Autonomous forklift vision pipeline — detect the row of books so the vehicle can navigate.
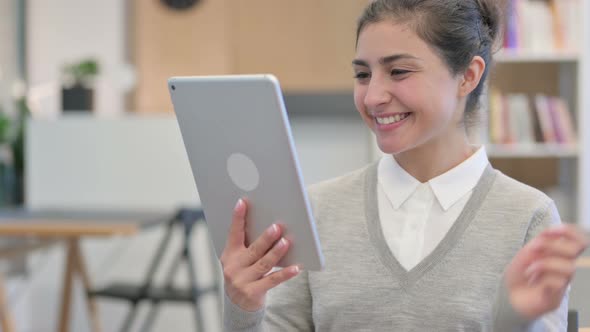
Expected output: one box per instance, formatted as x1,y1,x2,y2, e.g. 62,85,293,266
503,0,581,51
488,91,576,145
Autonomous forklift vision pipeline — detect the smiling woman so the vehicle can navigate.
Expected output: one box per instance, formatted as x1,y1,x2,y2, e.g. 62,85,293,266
352,22,482,169
221,1,589,331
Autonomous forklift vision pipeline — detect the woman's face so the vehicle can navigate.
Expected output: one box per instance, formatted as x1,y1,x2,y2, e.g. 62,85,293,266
353,21,466,155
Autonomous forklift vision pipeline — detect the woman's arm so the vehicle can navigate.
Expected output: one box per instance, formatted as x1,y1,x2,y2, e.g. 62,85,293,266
221,198,307,332
223,269,314,332
493,201,588,331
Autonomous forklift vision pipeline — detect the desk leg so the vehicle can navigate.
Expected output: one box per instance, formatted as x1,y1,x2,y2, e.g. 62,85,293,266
58,239,76,332
0,274,16,332
71,240,102,332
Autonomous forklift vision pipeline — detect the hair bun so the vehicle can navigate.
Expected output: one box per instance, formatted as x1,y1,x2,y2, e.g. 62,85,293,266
475,0,503,44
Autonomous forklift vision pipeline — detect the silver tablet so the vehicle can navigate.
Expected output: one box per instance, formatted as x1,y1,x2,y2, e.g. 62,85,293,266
168,75,324,271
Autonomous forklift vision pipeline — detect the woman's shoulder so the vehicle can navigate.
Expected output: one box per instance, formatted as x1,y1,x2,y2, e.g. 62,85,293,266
304,163,375,226
487,169,554,210
306,162,375,199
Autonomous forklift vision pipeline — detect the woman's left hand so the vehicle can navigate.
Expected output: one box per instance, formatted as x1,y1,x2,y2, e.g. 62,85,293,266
504,224,589,320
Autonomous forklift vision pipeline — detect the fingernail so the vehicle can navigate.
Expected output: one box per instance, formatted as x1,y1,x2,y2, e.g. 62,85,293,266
267,224,279,236
276,237,287,248
291,265,300,274
234,199,243,210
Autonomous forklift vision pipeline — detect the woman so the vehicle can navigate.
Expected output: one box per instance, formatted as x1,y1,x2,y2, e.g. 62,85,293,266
222,0,589,330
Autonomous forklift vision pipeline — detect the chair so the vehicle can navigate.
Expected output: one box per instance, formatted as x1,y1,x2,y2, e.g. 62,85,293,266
568,309,578,332
88,208,221,332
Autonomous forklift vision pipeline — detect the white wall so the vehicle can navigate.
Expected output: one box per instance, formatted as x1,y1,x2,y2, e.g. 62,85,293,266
26,0,127,116
291,116,373,184
26,116,200,211
0,0,18,115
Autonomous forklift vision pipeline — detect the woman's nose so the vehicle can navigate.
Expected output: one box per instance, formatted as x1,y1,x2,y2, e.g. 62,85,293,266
364,77,392,109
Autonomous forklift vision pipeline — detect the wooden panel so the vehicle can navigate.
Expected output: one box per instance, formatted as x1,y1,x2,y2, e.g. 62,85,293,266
230,0,366,91
0,222,138,237
489,63,560,95
489,158,559,189
132,0,232,112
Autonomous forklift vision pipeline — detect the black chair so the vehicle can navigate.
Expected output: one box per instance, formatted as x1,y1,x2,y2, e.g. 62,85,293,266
88,208,221,332
568,309,578,332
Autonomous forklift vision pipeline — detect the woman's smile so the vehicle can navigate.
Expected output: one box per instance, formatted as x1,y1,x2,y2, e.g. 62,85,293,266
373,112,412,130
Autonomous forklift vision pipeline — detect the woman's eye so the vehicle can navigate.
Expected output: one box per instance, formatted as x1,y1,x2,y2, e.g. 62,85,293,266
354,72,370,80
391,69,411,76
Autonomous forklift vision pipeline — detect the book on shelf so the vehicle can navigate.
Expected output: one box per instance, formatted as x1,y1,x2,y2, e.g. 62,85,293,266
503,0,581,52
487,90,576,146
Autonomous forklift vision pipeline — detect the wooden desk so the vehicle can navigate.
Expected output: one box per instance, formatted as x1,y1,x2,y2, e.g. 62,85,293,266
0,220,139,332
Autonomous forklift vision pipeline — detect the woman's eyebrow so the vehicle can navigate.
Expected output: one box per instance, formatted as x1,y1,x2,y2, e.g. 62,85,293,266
352,59,369,67
379,53,421,65
352,53,421,67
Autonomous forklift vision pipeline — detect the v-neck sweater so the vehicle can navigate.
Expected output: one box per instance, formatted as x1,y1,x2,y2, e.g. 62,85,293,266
224,162,565,331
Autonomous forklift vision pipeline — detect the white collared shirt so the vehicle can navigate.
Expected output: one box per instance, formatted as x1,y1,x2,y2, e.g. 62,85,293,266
377,146,489,271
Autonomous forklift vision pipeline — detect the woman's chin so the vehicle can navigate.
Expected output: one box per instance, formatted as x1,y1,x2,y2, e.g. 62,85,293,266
376,141,405,155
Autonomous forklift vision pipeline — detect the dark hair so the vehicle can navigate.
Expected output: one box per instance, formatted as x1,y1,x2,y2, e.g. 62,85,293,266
356,0,503,122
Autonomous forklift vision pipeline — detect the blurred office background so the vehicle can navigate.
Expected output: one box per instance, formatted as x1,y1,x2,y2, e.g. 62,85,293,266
0,0,589,331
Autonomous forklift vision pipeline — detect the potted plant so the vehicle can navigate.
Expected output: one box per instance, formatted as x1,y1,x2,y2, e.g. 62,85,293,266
61,58,100,112
0,107,16,205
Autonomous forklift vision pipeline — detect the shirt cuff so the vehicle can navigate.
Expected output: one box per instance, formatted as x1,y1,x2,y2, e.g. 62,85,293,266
223,291,266,332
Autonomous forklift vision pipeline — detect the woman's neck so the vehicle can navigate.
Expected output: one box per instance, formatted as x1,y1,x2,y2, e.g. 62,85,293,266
393,133,475,183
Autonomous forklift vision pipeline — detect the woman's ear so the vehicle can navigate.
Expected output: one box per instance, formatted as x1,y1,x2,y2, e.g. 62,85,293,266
459,56,486,97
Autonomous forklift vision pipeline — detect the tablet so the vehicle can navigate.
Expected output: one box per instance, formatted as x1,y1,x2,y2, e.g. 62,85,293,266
168,75,324,271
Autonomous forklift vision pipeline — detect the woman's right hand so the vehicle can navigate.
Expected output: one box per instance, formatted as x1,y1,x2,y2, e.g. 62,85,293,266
220,198,301,312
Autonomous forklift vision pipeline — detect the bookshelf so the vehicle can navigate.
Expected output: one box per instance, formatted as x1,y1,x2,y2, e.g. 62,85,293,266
486,143,578,159
495,50,579,64
580,0,590,231
481,0,588,227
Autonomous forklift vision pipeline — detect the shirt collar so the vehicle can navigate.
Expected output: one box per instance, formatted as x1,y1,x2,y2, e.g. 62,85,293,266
378,146,489,211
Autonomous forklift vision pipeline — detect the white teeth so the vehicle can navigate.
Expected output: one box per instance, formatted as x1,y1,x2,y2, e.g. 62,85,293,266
376,113,408,125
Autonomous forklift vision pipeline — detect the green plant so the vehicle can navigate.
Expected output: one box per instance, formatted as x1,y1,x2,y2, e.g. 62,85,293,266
62,58,100,88
0,110,11,145
12,97,28,178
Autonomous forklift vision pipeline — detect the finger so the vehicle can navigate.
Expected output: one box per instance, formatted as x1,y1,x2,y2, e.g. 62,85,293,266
525,257,576,282
533,236,586,260
250,265,301,294
242,223,282,267
513,236,547,269
542,224,589,250
225,198,248,251
534,275,569,306
240,237,290,282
